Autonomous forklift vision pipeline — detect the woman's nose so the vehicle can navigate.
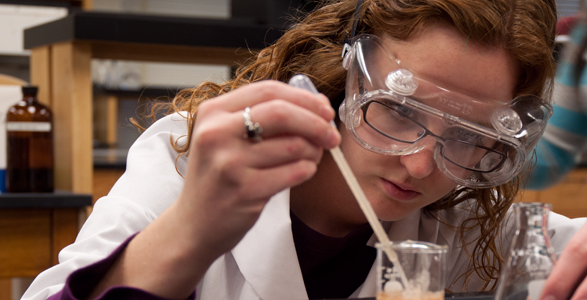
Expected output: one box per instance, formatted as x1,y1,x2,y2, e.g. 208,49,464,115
399,140,437,179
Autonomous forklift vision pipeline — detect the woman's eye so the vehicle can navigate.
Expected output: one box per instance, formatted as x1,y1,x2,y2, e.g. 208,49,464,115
386,102,417,120
394,105,414,118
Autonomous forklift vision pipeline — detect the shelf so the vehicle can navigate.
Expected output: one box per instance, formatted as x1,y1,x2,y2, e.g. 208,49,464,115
0,191,92,208
24,11,283,51
21,10,285,195
93,84,179,99
0,0,84,8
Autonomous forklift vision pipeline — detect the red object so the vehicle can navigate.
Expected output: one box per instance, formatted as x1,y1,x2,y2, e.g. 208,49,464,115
557,15,580,36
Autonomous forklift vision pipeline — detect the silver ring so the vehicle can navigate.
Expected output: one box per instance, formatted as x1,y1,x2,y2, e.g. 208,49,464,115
243,107,263,142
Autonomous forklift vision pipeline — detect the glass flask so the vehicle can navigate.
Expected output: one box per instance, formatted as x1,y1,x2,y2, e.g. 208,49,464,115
494,202,556,300
6,86,54,193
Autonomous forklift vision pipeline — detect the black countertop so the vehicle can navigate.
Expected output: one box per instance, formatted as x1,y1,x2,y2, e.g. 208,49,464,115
24,11,284,50
0,191,92,208
317,292,495,300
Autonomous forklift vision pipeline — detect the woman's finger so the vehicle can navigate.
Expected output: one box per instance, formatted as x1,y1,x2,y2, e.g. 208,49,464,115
239,159,320,199
242,101,340,149
570,274,587,300
207,80,334,121
541,222,587,300
245,135,323,169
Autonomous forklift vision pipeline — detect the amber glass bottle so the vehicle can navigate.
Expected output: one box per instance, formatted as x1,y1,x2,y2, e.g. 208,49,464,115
6,86,54,193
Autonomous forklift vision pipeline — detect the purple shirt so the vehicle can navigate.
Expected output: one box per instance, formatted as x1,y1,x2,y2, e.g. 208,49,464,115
47,233,195,300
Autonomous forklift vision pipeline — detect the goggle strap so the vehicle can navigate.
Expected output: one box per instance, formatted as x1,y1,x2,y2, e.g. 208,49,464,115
350,0,364,41
342,0,365,60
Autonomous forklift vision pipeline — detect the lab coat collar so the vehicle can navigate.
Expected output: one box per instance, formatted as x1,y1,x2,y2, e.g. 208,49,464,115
231,189,308,300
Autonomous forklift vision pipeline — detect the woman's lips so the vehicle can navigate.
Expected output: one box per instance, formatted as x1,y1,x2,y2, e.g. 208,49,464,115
381,179,420,201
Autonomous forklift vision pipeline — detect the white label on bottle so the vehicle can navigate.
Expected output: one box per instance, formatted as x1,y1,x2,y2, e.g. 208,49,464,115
6,122,51,132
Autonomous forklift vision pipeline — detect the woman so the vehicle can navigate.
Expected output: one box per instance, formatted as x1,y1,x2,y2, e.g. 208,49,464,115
23,0,585,299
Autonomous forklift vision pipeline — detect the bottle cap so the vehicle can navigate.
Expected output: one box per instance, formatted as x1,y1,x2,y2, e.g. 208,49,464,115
22,86,38,95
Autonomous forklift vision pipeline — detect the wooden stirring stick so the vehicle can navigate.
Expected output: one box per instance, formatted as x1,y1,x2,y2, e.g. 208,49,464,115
288,75,409,289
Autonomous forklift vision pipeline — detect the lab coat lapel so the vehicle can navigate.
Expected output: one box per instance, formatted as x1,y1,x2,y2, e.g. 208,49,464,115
353,209,423,298
231,189,308,300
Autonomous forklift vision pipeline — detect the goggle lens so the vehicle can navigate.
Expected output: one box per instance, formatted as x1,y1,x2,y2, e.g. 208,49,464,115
361,99,509,174
363,101,425,143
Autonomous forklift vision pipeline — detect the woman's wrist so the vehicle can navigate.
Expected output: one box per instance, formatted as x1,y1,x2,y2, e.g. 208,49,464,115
85,203,217,299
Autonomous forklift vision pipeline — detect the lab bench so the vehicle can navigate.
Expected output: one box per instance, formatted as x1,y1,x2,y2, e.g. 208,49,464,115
0,192,91,278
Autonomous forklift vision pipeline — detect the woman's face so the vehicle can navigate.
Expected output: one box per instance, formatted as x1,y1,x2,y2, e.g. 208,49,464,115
339,25,518,222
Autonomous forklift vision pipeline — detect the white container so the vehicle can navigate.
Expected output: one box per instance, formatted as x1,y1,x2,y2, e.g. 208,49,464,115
0,4,67,55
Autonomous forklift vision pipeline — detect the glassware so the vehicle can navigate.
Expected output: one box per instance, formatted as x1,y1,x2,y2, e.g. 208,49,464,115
376,240,447,300
6,86,54,193
494,202,556,300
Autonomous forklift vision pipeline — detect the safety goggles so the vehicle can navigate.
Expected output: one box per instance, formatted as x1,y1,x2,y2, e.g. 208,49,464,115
340,34,552,188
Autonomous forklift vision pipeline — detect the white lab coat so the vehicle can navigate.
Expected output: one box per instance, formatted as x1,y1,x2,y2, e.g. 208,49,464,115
22,113,587,300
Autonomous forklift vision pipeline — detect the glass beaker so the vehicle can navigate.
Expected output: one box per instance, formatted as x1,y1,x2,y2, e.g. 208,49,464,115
376,240,447,300
494,202,556,300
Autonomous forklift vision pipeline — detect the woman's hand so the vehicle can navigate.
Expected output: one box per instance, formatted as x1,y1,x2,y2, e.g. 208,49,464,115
88,80,340,299
176,80,340,259
540,221,587,300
